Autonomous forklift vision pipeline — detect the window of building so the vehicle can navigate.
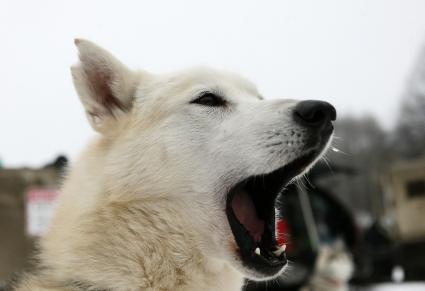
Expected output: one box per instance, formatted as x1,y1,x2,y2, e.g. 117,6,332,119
406,179,425,198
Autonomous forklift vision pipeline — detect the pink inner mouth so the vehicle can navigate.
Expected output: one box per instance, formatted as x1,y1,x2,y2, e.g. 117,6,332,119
231,189,265,242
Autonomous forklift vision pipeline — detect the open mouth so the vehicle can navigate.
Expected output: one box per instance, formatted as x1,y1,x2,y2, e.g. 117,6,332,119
225,150,320,277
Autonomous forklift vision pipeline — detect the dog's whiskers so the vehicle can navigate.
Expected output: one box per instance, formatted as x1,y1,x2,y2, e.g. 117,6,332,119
321,155,334,175
303,173,314,188
331,146,349,155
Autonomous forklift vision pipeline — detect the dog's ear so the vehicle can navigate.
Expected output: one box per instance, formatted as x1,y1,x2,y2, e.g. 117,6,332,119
71,39,139,133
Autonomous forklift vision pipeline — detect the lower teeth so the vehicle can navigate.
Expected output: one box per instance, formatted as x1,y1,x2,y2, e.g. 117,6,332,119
255,244,286,258
272,244,286,256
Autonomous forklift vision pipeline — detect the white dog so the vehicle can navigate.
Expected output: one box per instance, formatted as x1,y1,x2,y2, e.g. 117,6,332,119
15,39,335,291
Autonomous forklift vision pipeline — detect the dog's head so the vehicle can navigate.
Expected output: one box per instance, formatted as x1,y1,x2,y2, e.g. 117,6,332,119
71,39,336,281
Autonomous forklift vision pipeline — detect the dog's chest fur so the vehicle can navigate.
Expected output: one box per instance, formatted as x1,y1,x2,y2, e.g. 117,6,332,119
16,194,243,290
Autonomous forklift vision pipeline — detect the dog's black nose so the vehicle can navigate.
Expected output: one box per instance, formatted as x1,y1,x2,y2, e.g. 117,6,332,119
293,100,336,127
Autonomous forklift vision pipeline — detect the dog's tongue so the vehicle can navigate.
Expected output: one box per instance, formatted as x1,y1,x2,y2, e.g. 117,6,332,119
231,189,264,242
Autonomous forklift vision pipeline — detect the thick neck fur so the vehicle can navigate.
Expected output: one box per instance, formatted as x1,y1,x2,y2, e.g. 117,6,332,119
16,138,242,291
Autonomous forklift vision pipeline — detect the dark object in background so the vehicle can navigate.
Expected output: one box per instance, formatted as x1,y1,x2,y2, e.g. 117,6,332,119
354,221,425,284
43,155,68,172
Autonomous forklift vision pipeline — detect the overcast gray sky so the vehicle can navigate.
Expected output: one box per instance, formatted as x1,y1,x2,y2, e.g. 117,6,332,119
1,0,425,167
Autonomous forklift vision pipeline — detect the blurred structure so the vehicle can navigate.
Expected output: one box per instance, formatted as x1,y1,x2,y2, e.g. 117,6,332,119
383,157,425,242
0,156,67,283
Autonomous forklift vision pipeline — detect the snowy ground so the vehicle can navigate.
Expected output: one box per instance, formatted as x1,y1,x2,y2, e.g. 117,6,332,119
357,283,425,290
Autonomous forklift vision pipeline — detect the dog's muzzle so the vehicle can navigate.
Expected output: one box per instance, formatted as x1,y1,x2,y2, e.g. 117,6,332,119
225,99,336,280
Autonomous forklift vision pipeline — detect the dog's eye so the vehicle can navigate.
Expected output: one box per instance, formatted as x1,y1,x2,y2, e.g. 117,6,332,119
191,92,226,107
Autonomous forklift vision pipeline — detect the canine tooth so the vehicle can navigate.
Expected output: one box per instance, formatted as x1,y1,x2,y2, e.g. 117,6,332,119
273,245,286,256
255,247,261,255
